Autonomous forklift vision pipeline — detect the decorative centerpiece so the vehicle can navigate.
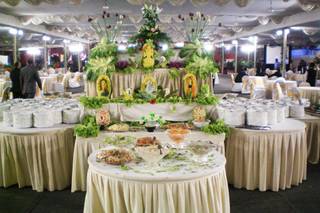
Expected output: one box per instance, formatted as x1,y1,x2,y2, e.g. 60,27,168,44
142,39,155,69
192,106,209,128
96,75,112,97
95,109,111,129
134,137,169,165
141,112,164,132
183,73,198,98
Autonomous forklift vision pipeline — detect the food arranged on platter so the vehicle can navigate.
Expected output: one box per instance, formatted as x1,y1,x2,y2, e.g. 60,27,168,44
0,98,80,128
187,140,216,162
166,128,191,145
135,137,169,164
96,148,134,165
107,123,130,132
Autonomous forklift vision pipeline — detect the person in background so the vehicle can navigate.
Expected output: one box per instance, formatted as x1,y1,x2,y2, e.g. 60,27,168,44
235,66,248,83
256,60,266,76
298,59,307,73
20,58,42,98
10,62,22,98
274,58,280,71
307,62,317,87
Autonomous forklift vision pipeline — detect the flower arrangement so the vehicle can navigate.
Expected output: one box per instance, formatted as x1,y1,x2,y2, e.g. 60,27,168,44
129,4,170,49
177,12,211,42
141,112,165,130
89,12,125,42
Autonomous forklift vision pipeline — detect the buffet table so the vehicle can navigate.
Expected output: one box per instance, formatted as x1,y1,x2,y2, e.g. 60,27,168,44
71,131,226,192
297,114,320,164
84,149,230,213
0,124,75,192
299,87,320,106
85,69,213,98
226,119,307,191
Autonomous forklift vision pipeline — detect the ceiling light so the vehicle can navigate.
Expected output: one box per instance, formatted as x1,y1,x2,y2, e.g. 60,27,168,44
69,43,84,53
276,30,283,36
63,39,70,44
175,42,184,48
290,26,302,31
118,44,127,52
225,45,232,51
232,40,238,45
161,43,169,51
241,44,255,53
26,48,41,56
284,28,290,35
42,36,51,41
203,42,213,52
9,28,18,35
18,30,23,36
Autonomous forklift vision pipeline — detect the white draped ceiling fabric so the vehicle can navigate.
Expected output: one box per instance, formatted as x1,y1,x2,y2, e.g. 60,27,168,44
1,0,320,42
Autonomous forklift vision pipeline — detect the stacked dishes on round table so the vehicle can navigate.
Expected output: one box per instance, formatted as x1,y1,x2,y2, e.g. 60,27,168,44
0,98,81,128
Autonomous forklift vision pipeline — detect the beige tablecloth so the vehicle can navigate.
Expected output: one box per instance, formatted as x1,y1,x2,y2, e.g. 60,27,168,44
85,69,213,98
297,114,320,164
226,119,307,191
0,124,75,192
71,131,226,192
84,150,230,213
299,87,320,106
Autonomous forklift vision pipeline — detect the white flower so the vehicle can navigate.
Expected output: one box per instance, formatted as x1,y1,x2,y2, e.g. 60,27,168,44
156,6,162,14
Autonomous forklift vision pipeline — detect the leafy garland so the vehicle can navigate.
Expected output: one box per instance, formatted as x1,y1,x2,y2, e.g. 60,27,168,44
79,84,219,108
129,4,170,48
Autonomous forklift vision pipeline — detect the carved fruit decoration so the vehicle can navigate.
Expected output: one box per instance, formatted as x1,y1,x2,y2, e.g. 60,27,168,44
192,106,206,122
183,73,198,98
96,109,111,126
142,40,155,69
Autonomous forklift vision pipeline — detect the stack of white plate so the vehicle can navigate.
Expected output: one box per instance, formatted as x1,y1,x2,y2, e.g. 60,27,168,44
33,110,55,128
13,112,33,128
63,108,80,124
247,109,268,126
290,105,305,119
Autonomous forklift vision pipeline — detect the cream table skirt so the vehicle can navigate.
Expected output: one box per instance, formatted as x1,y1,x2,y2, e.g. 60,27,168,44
84,150,230,213
226,119,307,191
71,131,226,192
297,114,320,164
299,87,320,106
0,124,75,192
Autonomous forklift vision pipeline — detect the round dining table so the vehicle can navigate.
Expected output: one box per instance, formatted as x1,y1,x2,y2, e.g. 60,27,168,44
84,148,230,213
299,87,320,106
0,123,75,192
226,119,307,191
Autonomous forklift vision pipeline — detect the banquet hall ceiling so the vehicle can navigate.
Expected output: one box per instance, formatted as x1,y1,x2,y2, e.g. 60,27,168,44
0,0,319,43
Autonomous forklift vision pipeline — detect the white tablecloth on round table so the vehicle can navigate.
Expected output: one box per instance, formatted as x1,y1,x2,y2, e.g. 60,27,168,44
0,124,75,192
71,131,226,192
297,114,320,164
226,119,307,191
84,150,230,213
299,87,320,106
